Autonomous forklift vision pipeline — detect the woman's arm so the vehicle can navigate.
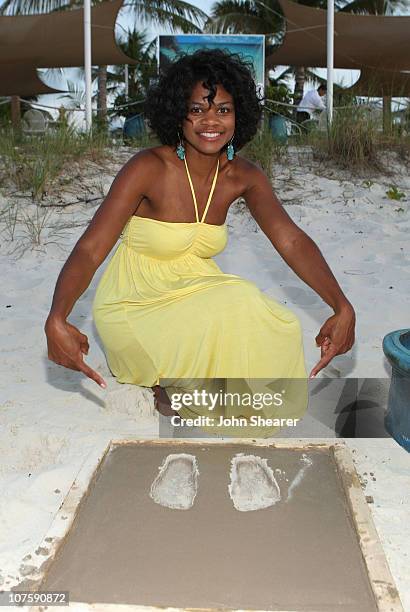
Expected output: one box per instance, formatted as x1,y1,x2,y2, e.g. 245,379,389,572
45,150,161,387
242,163,355,377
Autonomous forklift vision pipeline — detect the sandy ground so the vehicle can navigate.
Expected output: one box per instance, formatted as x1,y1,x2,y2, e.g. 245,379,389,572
0,146,409,609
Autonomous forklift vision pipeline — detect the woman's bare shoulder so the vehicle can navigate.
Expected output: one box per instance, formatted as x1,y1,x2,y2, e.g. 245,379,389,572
123,145,170,175
231,154,270,193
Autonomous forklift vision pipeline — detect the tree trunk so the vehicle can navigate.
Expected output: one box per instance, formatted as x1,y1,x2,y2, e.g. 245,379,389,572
382,96,392,135
293,66,305,106
97,65,107,126
11,95,21,129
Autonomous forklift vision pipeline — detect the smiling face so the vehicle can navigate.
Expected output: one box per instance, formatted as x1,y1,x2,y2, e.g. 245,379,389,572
182,81,235,156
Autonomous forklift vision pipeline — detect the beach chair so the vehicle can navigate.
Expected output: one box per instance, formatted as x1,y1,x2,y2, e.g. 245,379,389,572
22,109,48,135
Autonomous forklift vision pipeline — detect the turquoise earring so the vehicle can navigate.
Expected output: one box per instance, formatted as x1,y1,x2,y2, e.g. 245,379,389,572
176,132,185,160
226,136,235,161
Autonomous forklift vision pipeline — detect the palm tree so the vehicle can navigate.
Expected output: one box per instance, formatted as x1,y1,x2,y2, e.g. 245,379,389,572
0,0,207,126
110,29,157,120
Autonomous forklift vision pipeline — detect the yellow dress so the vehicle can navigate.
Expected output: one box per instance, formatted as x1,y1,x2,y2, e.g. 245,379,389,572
93,156,308,437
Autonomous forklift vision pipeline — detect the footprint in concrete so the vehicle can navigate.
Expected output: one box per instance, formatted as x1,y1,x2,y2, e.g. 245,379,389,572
228,454,281,512
149,453,199,510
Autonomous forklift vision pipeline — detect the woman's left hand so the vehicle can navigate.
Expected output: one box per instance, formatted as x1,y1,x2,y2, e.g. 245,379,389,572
309,306,356,378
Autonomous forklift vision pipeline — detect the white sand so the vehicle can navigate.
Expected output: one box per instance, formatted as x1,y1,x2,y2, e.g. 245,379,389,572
0,147,409,607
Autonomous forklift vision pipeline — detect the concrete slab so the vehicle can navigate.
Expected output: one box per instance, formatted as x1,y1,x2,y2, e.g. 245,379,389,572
21,440,402,612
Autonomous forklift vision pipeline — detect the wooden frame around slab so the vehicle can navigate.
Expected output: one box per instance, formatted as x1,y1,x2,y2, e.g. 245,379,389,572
24,438,403,612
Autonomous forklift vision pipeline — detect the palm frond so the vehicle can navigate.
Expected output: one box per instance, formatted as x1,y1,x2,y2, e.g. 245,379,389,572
212,0,260,17
134,8,203,32
337,0,409,13
206,11,268,33
37,67,68,86
208,0,282,33
0,0,76,14
122,0,207,28
58,78,96,109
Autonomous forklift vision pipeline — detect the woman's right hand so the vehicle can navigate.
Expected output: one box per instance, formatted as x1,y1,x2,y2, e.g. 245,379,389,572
45,317,107,388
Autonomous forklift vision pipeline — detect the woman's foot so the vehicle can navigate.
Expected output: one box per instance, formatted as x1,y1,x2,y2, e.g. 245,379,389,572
152,385,174,417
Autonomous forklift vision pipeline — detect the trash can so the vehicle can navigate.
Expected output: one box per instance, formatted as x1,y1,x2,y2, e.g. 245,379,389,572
123,114,145,140
382,329,410,452
268,114,287,144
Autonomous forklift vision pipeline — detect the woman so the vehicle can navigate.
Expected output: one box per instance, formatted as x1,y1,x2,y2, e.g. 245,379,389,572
45,49,355,431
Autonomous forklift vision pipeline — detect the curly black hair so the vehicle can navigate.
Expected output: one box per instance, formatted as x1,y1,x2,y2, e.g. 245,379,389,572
144,48,263,151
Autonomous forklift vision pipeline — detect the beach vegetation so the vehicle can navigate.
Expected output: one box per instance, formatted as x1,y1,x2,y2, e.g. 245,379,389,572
0,123,114,255
0,201,19,241
241,122,287,178
0,123,110,201
124,130,160,149
19,205,54,247
326,105,379,169
386,185,406,201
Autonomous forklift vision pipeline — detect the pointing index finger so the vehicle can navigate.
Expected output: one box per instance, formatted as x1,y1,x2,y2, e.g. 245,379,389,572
309,347,337,378
76,355,107,388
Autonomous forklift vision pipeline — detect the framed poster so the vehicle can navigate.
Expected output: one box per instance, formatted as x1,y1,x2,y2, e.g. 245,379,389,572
158,34,265,97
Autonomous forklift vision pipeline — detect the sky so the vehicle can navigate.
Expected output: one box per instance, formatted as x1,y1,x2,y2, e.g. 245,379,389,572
35,0,407,125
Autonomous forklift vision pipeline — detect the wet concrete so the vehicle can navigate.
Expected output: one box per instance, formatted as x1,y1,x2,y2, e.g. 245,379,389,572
40,443,378,610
